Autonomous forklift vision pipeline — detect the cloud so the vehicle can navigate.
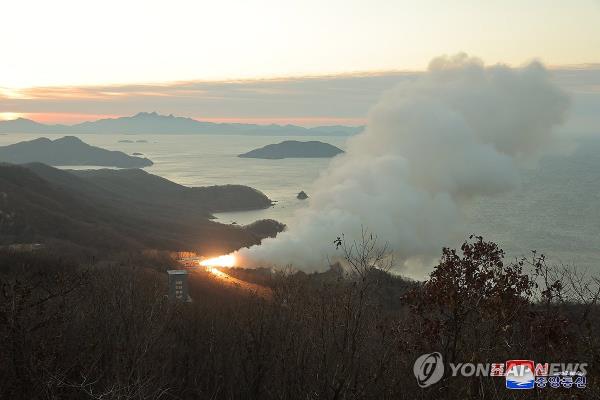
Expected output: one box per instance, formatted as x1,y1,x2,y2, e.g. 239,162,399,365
0,72,415,125
1,64,598,127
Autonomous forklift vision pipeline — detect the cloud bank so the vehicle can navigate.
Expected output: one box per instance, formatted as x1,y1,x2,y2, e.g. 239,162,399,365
235,54,570,273
2,65,597,127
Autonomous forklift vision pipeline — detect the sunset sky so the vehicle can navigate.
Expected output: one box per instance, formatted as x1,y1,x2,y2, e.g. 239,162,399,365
2,0,600,125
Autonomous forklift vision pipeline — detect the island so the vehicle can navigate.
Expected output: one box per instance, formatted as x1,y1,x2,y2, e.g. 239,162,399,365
238,140,344,159
297,191,309,200
0,136,153,168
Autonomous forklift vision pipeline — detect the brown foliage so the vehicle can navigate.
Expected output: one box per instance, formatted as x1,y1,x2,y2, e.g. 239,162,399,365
0,236,598,399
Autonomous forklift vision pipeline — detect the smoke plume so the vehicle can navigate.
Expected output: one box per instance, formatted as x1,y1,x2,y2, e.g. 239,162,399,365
236,54,569,274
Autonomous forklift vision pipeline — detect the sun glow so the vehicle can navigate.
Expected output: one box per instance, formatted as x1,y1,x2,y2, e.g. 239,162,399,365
199,254,236,268
0,112,23,121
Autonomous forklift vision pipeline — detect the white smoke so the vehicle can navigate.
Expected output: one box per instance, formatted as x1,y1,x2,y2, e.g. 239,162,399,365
236,54,569,274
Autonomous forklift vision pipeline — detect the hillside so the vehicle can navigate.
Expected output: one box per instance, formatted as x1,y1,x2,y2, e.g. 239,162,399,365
0,112,363,136
0,163,280,253
62,167,274,214
239,140,344,159
0,136,152,167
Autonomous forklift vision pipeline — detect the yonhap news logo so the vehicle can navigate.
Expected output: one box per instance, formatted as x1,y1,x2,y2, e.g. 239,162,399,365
413,352,444,387
413,353,588,390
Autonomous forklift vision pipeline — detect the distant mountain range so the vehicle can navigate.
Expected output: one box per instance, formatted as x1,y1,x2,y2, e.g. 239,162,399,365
0,112,363,136
0,136,153,168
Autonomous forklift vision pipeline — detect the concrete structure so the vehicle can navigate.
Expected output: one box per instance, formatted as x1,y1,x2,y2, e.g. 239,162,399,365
167,270,190,302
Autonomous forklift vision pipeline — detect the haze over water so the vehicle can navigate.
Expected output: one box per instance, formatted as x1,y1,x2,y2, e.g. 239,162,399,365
1,132,598,274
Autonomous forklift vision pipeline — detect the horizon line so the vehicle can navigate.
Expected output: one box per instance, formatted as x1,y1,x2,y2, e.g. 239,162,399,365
0,111,367,128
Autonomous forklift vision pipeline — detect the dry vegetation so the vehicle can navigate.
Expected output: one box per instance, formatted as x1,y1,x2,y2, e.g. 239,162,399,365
0,235,598,399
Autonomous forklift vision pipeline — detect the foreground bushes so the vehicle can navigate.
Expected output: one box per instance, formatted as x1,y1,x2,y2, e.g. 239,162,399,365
0,236,598,399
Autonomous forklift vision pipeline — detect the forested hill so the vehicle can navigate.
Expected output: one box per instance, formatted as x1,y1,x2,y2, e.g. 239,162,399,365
0,163,282,253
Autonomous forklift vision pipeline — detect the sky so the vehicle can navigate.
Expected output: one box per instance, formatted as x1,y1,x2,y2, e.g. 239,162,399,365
1,0,600,125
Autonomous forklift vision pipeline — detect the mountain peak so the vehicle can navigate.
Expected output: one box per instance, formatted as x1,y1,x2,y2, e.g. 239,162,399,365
133,111,159,118
55,135,84,143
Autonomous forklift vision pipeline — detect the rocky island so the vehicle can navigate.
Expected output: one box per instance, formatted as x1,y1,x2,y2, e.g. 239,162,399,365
0,136,153,168
297,191,308,200
238,140,344,159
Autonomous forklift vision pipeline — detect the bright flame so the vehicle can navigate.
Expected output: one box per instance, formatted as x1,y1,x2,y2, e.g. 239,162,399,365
199,254,236,267
207,267,229,279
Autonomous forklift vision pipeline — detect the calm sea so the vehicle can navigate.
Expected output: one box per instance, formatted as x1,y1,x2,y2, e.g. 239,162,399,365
1,133,599,270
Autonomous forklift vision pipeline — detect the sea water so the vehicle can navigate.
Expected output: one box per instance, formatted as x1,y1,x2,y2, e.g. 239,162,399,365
0,133,598,271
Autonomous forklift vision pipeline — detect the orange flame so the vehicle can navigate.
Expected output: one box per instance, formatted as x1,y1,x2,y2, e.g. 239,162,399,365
199,254,236,268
